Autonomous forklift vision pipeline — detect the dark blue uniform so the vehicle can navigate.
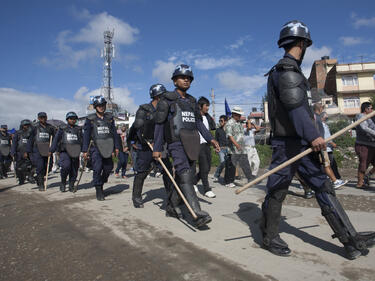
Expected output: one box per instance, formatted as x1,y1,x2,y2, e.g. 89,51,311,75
26,122,55,189
82,113,120,187
50,125,82,189
11,129,34,184
128,102,174,209
154,90,213,227
261,53,375,259
0,131,12,179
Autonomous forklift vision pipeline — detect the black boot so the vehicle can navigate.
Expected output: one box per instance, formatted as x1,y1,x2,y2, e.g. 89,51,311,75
132,171,148,208
60,180,66,192
178,170,212,228
95,185,105,201
260,188,290,256
37,175,44,191
68,181,74,192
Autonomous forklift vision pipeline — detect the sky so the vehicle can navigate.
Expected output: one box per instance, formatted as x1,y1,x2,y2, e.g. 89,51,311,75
1,0,375,128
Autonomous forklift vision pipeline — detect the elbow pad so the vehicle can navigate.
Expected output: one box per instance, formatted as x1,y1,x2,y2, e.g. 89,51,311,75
279,71,306,110
155,99,169,124
133,108,146,129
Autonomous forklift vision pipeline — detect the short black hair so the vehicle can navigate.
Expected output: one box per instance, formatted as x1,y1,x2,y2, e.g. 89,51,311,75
219,115,228,121
197,96,210,108
361,102,372,113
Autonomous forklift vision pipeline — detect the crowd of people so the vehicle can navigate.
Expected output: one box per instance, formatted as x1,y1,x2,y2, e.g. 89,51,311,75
1,19,375,260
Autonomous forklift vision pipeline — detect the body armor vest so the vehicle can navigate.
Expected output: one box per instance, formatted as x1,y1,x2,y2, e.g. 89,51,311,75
267,57,314,138
62,126,82,158
88,113,114,158
165,98,197,143
35,124,53,157
0,133,11,156
17,129,31,154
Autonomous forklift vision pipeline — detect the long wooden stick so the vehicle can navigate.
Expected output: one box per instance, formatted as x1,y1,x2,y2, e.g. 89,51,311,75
44,136,53,191
235,110,375,195
74,141,92,192
145,140,198,220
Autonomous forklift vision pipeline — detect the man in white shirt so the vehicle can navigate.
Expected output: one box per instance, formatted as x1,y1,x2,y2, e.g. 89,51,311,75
243,119,260,178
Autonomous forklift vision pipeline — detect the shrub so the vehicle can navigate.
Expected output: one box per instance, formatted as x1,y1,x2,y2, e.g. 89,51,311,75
255,144,272,168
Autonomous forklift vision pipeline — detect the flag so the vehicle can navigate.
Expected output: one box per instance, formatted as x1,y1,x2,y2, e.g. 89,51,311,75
225,98,231,117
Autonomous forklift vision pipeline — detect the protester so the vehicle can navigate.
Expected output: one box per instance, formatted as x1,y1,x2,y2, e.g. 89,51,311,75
224,106,253,188
213,115,229,180
115,124,129,179
355,102,375,189
243,119,260,179
193,96,216,198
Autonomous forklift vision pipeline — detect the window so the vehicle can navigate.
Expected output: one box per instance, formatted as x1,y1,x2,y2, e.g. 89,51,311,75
342,75,358,86
343,97,360,108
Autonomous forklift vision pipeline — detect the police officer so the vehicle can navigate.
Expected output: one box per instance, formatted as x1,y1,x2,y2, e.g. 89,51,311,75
82,96,120,201
27,112,55,191
262,20,375,259
50,112,82,192
10,120,35,184
0,125,12,179
153,64,220,229
127,84,175,212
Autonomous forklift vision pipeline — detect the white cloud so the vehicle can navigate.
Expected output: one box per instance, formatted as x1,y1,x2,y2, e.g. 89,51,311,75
152,60,176,84
351,13,375,28
194,57,242,70
217,71,266,96
40,10,139,68
339,36,367,46
72,11,139,45
0,87,137,128
227,35,252,50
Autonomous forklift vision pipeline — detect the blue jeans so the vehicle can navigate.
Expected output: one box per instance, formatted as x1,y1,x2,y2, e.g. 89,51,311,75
214,147,228,178
115,151,129,176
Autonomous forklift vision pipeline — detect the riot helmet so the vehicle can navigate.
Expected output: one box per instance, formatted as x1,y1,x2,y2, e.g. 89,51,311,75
20,119,32,126
278,20,312,48
149,84,167,99
66,111,78,120
92,96,107,108
171,64,194,81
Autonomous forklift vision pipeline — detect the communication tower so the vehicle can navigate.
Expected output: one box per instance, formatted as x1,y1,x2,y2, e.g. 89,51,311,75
100,29,118,114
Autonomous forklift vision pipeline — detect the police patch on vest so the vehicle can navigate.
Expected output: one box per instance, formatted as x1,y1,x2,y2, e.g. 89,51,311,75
0,140,9,145
66,133,78,141
97,126,110,135
181,111,195,123
38,132,50,142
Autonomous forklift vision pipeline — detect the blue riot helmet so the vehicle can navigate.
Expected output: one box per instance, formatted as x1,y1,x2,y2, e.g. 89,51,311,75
278,20,312,48
149,84,167,99
92,96,107,108
171,64,194,81
20,119,32,126
66,111,78,120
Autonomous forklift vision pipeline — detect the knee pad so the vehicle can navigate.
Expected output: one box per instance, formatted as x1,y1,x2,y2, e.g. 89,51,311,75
270,188,288,203
316,179,335,195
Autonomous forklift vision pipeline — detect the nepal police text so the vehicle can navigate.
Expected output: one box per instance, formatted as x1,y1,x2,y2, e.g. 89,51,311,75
181,112,195,123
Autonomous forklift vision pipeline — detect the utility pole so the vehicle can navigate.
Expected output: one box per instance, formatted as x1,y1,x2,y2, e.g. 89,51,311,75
211,88,216,122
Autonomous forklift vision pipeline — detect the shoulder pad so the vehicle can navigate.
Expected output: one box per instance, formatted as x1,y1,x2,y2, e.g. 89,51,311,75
104,112,113,120
279,71,306,110
164,91,179,101
140,103,153,112
134,107,146,129
276,57,300,72
87,113,97,121
186,93,196,104
155,99,169,124
60,124,68,130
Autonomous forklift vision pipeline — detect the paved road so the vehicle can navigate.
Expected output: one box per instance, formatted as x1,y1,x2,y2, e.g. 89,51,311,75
1,169,375,281
0,178,264,281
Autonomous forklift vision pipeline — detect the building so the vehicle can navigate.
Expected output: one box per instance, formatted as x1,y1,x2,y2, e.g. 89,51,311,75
310,56,375,118
332,62,375,117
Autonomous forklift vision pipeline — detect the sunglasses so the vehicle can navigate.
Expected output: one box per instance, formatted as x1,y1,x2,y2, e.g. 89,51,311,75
219,120,225,122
